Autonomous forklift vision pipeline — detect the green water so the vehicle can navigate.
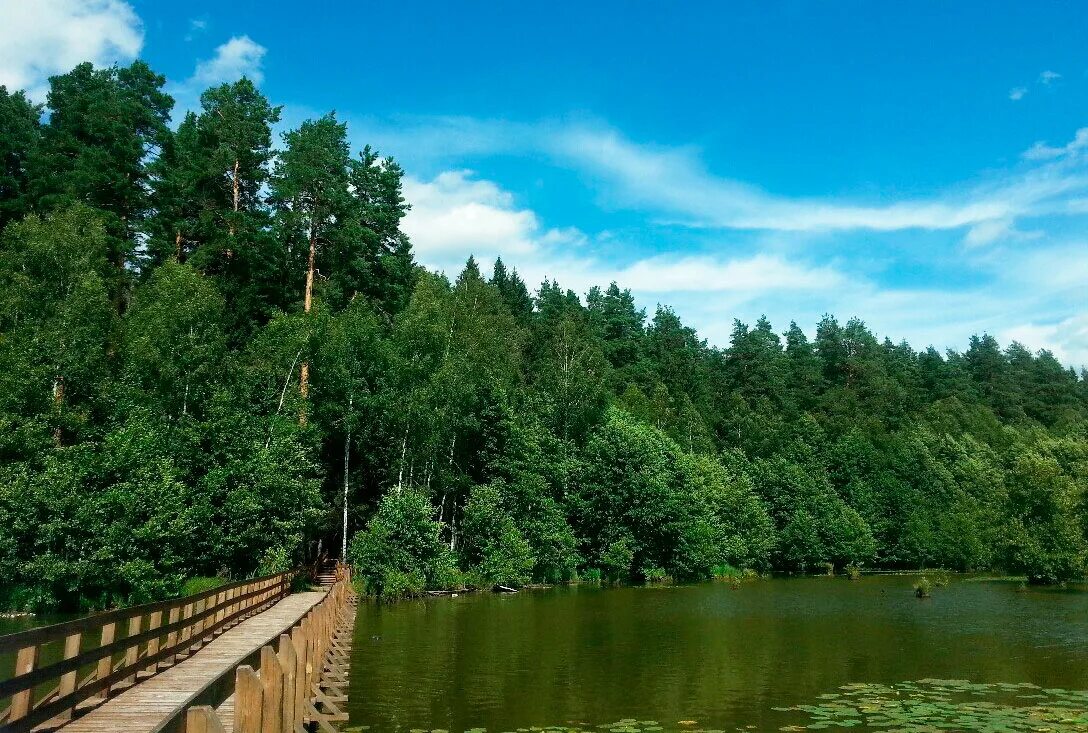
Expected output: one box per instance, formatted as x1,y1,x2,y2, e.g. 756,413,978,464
346,576,1088,732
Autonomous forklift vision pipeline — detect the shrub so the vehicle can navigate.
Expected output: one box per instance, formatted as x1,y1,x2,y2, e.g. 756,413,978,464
181,576,225,596
579,567,602,583
376,569,426,602
642,566,670,583
256,544,294,576
349,488,454,598
712,563,741,579
459,483,535,587
599,536,635,582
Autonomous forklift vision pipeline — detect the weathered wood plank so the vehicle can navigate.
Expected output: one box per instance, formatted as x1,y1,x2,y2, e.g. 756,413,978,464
58,592,323,733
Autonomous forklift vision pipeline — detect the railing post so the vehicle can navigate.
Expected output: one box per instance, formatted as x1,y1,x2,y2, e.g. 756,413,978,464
57,630,83,721
191,598,206,650
145,610,162,674
277,633,297,731
214,590,226,628
165,605,181,663
291,625,307,723
187,705,228,733
97,621,116,699
9,644,39,722
122,614,142,684
233,665,263,733
260,645,284,733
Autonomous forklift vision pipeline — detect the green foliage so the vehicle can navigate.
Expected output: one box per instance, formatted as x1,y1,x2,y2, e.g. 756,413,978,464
349,489,454,598
913,576,933,598
1002,452,1087,584
182,577,226,596
460,483,535,587
2,58,1088,610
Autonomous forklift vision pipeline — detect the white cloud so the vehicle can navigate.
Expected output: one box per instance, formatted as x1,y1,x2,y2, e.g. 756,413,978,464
189,35,266,86
1009,86,1027,101
403,169,850,299
1022,127,1088,161
1003,315,1088,368
548,125,1087,236
0,0,143,101
612,254,846,294
402,170,567,263
168,35,268,114
185,18,208,42
344,115,1088,366
352,116,1088,243
1039,70,1062,85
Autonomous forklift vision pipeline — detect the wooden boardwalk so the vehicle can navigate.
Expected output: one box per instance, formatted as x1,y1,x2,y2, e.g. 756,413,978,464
55,592,324,733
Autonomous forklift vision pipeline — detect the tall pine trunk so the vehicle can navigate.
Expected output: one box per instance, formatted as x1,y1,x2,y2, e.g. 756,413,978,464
299,225,317,425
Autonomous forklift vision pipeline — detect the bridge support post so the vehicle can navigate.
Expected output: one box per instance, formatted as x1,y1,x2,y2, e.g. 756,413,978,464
186,705,228,733
233,665,263,733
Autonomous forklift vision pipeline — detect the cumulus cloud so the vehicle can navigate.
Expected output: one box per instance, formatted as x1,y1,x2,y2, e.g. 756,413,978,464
1009,86,1027,101
402,170,577,264
168,35,268,113
403,169,849,298
0,0,143,100
397,161,1088,367
189,35,266,86
1003,315,1088,368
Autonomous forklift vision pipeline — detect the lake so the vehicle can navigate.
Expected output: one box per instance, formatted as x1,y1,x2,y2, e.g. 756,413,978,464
346,576,1088,733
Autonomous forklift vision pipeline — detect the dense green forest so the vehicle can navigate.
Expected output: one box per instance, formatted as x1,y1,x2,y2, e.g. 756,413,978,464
1,61,1087,611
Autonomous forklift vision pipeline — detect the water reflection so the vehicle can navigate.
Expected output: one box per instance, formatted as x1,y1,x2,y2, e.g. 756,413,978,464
347,577,1088,732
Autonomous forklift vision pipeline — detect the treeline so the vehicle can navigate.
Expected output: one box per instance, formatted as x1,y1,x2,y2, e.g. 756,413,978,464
1,62,1086,610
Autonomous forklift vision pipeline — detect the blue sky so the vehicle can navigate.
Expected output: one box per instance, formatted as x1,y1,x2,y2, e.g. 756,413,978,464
3,2,1087,366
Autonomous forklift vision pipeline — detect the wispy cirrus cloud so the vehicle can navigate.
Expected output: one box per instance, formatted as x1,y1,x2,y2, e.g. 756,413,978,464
347,115,1088,246
1022,128,1088,161
401,165,1088,367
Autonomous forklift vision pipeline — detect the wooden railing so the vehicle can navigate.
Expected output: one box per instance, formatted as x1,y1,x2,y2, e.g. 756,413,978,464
0,571,294,733
185,565,354,733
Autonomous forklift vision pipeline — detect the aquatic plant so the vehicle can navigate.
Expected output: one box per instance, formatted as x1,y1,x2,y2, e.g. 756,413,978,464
913,576,932,598
845,564,862,580
774,679,1088,732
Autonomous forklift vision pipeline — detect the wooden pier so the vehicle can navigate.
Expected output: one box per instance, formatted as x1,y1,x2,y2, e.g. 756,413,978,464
0,565,355,733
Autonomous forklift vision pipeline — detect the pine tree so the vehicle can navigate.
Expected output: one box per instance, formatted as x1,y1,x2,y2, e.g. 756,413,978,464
0,86,41,230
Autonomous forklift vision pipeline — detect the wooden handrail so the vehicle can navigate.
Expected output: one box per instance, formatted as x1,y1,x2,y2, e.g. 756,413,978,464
184,568,354,733
0,571,291,654
0,571,294,732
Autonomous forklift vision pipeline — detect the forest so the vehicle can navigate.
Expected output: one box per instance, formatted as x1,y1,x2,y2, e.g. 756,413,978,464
1,61,1087,611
